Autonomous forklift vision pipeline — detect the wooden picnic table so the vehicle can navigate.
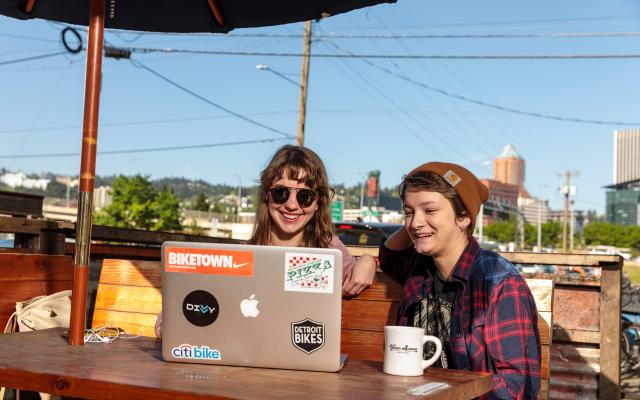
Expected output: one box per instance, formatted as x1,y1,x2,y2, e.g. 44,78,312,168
0,328,492,400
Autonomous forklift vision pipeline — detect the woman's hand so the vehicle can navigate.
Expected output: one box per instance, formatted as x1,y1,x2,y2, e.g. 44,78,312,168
342,254,376,297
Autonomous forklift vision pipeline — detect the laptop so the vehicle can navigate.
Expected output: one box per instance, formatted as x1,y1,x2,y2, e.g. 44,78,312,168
161,241,344,372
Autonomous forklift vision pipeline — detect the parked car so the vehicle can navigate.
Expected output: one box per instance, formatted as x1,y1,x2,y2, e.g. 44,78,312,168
333,222,402,246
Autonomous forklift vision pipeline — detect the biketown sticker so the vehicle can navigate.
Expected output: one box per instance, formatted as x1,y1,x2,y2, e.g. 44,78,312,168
291,318,325,354
284,252,335,293
183,290,220,327
165,246,253,277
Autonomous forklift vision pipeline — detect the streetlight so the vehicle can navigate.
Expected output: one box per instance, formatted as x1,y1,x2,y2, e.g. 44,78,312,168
358,172,366,210
537,185,549,252
256,64,300,88
233,174,242,223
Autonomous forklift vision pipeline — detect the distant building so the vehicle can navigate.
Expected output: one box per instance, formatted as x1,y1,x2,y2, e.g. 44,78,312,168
604,179,640,226
548,208,586,235
0,172,49,190
493,144,529,197
94,186,112,209
479,179,519,225
518,196,551,224
613,129,640,184
480,179,518,207
606,128,640,226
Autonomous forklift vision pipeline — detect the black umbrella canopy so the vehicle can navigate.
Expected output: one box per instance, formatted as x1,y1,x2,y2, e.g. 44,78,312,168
0,0,395,33
1,0,396,347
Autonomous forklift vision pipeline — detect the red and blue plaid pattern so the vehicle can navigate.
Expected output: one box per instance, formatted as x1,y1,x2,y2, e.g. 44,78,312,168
379,237,541,400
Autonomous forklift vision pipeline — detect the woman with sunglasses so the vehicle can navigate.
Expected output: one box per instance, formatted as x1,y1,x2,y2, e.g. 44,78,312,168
155,145,376,338
248,145,376,295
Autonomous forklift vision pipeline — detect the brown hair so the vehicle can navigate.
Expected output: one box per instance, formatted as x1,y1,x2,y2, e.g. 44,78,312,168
247,145,335,247
400,171,473,237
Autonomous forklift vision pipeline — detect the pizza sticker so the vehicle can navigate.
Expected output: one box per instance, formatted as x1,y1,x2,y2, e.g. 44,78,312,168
284,252,335,294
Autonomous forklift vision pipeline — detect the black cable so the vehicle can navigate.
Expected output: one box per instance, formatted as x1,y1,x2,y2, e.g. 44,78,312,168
0,51,67,66
0,137,288,159
130,59,294,139
125,47,640,59
229,31,640,39
325,42,640,127
61,27,82,54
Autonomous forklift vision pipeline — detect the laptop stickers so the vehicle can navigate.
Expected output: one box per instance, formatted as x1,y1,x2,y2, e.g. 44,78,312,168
284,252,335,294
165,246,254,277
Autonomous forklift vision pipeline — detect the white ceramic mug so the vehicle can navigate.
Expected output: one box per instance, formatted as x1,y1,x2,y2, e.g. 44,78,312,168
383,326,442,376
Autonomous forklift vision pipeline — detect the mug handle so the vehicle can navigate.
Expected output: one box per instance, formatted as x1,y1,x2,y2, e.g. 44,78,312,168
421,335,442,369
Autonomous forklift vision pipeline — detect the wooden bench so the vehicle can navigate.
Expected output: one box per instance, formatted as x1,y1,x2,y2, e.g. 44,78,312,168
92,258,553,399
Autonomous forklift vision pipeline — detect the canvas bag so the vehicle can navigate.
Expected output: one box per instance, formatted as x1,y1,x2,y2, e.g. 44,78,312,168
3,290,72,334
2,291,71,400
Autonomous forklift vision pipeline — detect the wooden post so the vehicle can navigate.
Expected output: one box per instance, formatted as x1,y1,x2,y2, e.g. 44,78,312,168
296,20,312,147
599,260,622,399
69,0,105,346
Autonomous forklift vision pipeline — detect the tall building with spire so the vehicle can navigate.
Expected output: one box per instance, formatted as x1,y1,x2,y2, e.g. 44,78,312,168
493,144,528,197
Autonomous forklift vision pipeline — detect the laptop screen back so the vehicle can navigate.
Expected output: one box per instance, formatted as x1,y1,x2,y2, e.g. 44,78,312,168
161,241,343,372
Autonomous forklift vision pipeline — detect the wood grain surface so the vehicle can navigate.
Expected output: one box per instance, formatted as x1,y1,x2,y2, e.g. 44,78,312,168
0,328,492,400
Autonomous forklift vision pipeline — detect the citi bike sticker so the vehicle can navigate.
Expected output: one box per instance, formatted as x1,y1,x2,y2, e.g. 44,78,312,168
284,252,335,294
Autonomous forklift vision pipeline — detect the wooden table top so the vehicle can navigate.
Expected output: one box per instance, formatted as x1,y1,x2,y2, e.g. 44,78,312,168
0,329,492,400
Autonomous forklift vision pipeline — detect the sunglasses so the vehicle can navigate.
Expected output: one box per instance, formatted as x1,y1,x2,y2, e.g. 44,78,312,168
268,186,318,207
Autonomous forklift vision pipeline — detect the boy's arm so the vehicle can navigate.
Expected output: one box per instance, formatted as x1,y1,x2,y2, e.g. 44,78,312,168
485,276,541,400
378,226,416,285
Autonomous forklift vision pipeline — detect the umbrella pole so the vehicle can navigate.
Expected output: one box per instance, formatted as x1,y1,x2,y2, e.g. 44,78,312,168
69,0,105,346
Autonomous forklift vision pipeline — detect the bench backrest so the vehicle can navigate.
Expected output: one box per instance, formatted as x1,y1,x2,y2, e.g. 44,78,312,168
93,258,552,399
0,253,73,330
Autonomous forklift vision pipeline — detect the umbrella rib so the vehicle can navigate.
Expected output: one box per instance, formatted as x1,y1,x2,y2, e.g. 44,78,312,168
24,0,36,14
206,0,226,27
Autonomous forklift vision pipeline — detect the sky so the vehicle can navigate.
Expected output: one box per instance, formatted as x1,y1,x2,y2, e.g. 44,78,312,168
1,0,639,214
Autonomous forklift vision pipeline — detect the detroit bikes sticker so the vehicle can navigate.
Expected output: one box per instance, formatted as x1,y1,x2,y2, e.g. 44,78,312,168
284,252,335,293
291,318,325,354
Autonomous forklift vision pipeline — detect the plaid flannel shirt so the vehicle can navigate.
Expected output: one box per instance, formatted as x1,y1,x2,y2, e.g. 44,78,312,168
379,237,541,400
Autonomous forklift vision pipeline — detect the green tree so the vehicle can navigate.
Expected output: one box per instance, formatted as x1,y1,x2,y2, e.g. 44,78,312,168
583,221,640,250
485,221,562,249
192,192,210,212
152,186,182,231
484,221,516,243
94,175,182,231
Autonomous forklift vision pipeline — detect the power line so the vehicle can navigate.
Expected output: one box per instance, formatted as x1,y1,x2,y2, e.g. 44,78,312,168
124,46,640,59
129,59,294,139
0,51,67,66
0,137,287,159
228,31,640,39
327,43,640,127
0,32,58,42
0,111,300,134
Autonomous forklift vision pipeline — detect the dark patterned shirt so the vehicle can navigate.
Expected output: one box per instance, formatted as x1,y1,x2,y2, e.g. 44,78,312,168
379,237,541,400
412,268,458,368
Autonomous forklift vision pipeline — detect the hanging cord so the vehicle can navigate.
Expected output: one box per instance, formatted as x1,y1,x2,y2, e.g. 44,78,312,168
83,325,141,343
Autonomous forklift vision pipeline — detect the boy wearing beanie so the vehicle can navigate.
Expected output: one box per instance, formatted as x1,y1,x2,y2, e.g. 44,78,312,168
380,162,541,399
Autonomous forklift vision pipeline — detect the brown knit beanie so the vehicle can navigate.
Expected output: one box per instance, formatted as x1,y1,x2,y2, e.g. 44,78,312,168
406,162,489,231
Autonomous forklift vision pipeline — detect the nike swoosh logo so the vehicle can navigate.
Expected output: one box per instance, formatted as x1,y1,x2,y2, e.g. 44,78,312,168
233,262,249,269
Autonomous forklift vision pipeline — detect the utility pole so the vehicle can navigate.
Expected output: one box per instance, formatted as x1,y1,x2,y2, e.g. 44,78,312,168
477,204,484,242
296,20,312,146
537,199,542,252
560,170,579,252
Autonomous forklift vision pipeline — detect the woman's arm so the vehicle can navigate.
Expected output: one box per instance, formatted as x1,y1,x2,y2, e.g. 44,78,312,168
342,254,376,297
155,311,162,339
328,235,376,297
